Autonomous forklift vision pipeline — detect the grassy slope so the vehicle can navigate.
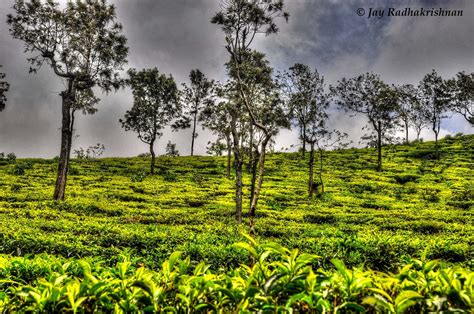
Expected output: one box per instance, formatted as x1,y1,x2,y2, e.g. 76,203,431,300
0,135,472,271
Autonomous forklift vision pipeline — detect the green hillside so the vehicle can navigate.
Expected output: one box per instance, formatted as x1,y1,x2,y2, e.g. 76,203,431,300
0,135,472,271
0,135,473,312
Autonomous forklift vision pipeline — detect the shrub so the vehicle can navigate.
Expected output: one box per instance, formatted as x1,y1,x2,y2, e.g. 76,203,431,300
0,239,472,313
130,171,147,182
393,174,420,184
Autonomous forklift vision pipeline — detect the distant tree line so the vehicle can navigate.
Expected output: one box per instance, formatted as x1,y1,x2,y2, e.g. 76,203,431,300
3,0,473,231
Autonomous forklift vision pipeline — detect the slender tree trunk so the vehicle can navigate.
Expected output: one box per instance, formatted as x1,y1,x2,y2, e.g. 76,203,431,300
249,136,270,234
231,120,242,223
250,145,259,203
53,82,75,201
319,148,324,193
377,121,382,172
191,111,197,156
434,130,439,160
248,124,254,171
308,142,315,197
416,128,421,141
150,138,156,175
405,120,409,144
302,125,306,157
226,135,232,179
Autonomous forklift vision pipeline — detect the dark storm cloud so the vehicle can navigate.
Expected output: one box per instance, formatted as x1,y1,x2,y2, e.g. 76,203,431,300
0,0,472,157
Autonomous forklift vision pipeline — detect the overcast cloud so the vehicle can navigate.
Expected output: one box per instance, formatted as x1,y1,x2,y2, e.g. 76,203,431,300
0,0,472,157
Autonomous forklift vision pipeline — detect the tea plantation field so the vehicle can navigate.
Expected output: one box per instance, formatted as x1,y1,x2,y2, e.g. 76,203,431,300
0,135,473,311
0,135,472,272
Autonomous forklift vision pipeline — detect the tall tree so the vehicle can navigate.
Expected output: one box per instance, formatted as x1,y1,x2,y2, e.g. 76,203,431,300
234,52,289,231
332,73,399,172
292,73,332,196
448,71,473,125
0,66,9,112
8,0,128,200
211,0,289,223
173,69,215,156
120,68,179,175
280,63,322,156
418,70,451,159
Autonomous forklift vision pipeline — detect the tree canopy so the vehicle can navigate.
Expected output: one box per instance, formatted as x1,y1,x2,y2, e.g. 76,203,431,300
120,68,180,174
0,66,8,112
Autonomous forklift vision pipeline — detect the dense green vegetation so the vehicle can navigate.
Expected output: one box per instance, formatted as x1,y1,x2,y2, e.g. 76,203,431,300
0,238,472,312
0,135,472,272
0,135,473,312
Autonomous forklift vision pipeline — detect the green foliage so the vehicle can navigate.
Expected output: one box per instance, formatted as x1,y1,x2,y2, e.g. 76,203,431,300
0,136,472,279
0,239,472,312
0,65,9,111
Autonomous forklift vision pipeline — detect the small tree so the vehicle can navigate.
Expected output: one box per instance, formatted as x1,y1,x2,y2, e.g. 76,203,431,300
211,0,289,223
307,128,348,197
332,73,399,172
165,141,180,157
408,100,428,141
8,0,128,200
173,69,215,156
418,70,451,159
280,63,323,156
396,84,420,144
74,143,105,159
448,71,473,125
0,65,9,112
120,68,179,174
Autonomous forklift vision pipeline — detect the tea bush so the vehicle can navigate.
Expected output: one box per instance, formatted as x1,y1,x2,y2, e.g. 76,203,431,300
0,238,472,313
0,136,472,297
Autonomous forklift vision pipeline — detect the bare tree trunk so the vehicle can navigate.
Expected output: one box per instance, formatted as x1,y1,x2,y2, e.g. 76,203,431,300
226,135,232,179
249,135,270,234
434,130,439,160
308,142,315,197
319,148,324,193
231,121,242,223
377,121,382,172
191,111,197,156
404,119,409,144
302,125,306,157
150,138,156,175
248,124,254,171
250,145,259,203
53,82,75,201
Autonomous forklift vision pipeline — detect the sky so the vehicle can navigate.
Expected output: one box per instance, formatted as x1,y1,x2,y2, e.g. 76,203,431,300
0,0,473,158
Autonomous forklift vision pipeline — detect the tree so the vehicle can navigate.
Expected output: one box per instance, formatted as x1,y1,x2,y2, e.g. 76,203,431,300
211,0,289,223
120,68,179,174
238,52,289,231
8,0,128,200
418,70,451,159
0,65,9,112
165,141,180,157
280,64,322,156
307,128,347,197
173,69,215,156
396,84,420,144
448,71,473,125
331,73,399,172
200,95,233,179
410,100,428,141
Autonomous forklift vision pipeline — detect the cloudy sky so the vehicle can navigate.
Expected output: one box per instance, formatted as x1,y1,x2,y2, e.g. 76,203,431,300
0,0,472,157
